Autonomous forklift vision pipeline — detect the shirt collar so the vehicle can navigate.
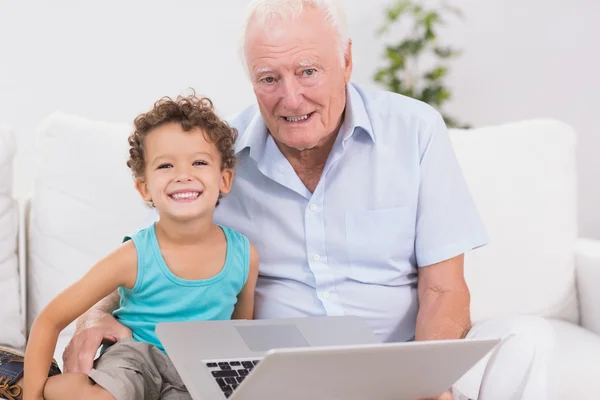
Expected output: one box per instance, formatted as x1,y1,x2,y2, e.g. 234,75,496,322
234,108,268,162
234,82,375,161
340,82,375,144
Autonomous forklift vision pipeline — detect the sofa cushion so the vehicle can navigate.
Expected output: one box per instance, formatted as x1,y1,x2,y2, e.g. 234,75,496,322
449,120,579,323
27,113,150,339
547,319,600,400
0,125,25,349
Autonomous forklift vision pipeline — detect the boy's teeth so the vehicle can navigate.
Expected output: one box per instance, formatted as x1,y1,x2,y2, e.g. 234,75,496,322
285,114,309,122
171,192,200,199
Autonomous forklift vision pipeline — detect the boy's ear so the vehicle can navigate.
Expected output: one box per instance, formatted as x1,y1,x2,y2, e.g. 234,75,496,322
219,168,234,196
135,178,152,202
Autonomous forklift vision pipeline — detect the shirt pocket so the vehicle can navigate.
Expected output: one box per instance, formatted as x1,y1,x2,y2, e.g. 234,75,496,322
344,206,415,284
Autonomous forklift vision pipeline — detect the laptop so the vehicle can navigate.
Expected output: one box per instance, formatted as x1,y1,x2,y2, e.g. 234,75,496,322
156,316,499,400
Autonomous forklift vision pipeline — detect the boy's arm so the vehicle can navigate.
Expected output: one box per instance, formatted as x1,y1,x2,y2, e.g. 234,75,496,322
231,244,259,320
23,241,138,399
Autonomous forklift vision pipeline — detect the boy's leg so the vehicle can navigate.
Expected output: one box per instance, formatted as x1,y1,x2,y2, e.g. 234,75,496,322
154,346,192,400
87,340,163,400
43,373,114,400
0,347,61,400
160,385,193,400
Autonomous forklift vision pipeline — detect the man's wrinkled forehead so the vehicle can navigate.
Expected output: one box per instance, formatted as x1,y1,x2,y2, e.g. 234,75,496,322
252,58,321,76
244,7,332,61
244,13,294,49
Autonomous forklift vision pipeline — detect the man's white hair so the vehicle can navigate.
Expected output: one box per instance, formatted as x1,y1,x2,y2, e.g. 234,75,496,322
241,0,349,70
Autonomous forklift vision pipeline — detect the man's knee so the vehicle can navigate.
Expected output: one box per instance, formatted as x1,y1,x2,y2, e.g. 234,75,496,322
494,315,556,367
469,315,556,367
507,316,554,347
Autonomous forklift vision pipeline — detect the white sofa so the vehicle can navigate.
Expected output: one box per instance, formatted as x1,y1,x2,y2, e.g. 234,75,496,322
0,125,26,352
1,113,600,399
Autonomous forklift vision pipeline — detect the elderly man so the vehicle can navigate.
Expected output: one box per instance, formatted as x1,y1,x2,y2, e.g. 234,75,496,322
59,1,554,399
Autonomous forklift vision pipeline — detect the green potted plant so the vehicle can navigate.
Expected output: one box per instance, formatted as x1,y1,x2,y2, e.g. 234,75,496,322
374,0,469,128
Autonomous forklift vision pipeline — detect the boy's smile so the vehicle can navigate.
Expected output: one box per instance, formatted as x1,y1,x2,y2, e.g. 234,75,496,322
168,189,203,202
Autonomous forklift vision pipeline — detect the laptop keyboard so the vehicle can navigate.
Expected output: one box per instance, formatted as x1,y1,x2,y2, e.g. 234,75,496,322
205,359,261,398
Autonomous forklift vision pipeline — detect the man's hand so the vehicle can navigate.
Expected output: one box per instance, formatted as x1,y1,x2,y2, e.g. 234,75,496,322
62,291,129,373
63,310,131,373
418,390,454,400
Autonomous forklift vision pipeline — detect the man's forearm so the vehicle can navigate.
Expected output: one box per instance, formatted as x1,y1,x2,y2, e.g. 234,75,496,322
75,290,120,331
415,290,471,341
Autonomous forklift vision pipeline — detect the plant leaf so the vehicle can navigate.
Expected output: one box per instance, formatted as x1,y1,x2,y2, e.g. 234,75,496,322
424,66,448,81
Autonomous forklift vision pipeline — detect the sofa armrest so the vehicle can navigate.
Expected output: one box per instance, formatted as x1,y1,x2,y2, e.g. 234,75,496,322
575,238,600,336
17,194,31,342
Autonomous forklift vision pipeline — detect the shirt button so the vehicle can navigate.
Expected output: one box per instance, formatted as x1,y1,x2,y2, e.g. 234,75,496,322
309,204,317,211
321,291,330,299
312,254,320,261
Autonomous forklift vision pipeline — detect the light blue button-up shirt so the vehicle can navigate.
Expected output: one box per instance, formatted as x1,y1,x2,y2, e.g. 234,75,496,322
147,82,488,342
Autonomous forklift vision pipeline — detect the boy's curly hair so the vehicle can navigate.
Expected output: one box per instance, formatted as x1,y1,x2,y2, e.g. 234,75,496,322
127,92,238,179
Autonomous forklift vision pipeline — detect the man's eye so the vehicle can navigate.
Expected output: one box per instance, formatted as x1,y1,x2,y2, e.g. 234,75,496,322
263,76,275,84
193,161,208,166
303,69,316,76
157,164,172,169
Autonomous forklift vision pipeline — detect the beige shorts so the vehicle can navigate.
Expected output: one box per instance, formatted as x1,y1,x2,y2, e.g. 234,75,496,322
88,339,191,400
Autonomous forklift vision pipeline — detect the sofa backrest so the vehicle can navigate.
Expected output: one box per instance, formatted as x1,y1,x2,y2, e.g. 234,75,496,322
449,119,579,323
26,113,580,337
0,125,26,350
27,113,150,337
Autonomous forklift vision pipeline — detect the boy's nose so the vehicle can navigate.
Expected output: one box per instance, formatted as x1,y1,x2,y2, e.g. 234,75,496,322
175,174,193,182
175,167,193,182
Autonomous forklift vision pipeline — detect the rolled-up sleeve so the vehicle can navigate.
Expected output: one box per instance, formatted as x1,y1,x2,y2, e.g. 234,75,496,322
414,111,488,267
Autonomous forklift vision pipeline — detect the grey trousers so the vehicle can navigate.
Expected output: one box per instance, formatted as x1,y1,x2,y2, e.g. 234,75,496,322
88,339,191,400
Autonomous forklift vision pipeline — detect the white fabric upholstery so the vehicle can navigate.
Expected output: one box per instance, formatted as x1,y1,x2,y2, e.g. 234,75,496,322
548,319,600,400
0,125,25,349
27,113,150,342
575,238,600,335
20,114,600,399
449,120,579,323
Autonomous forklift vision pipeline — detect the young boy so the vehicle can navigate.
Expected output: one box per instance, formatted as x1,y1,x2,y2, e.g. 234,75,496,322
22,93,259,400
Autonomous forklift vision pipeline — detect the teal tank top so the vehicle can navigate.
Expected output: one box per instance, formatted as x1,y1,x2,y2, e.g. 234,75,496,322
112,223,250,352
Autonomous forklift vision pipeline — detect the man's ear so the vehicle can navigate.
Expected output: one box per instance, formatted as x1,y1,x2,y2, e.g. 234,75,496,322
135,178,152,202
344,39,353,84
219,168,234,196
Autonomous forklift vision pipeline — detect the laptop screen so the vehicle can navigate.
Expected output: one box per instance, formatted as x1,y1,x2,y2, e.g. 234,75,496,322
235,324,310,352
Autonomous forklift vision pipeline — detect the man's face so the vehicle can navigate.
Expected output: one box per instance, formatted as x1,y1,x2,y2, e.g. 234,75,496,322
245,7,352,151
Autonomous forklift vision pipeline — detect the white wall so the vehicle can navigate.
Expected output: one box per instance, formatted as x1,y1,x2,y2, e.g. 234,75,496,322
1,0,599,238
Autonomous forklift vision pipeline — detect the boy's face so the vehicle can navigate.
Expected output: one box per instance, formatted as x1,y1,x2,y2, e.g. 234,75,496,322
135,122,233,221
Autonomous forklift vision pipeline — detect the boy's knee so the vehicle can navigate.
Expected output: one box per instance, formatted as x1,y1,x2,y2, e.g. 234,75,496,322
86,382,117,400
44,373,115,400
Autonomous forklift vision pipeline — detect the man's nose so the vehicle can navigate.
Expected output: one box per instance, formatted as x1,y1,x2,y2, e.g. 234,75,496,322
279,77,303,110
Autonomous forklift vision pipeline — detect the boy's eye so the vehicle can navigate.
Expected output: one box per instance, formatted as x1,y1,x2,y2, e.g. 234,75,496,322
193,160,208,166
157,163,172,169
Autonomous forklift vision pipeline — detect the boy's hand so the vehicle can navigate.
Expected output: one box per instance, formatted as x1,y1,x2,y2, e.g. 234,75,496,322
62,311,131,374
